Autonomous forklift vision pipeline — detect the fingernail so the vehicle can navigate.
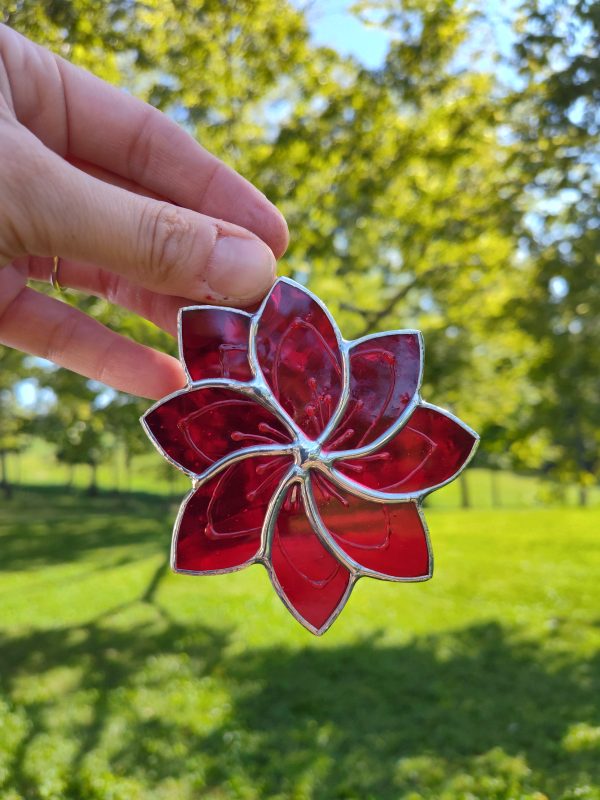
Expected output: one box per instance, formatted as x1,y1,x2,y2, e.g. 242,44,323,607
207,236,275,299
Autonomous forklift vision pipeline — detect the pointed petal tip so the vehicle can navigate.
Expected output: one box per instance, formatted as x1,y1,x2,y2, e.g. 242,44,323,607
325,330,423,452
267,482,353,633
141,385,292,477
254,277,345,439
273,583,349,636
331,402,479,499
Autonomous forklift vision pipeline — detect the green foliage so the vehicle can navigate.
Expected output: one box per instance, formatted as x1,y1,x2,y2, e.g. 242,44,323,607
0,350,26,452
7,434,600,508
1,487,599,798
0,350,30,497
509,0,599,489
1,0,598,488
24,369,108,494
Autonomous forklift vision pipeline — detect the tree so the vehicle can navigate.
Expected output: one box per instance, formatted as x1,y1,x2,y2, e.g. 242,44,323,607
103,393,147,492
509,0,599,500
258,0,537,467
27,367,110,495
0,349,28,498
5,0,595,500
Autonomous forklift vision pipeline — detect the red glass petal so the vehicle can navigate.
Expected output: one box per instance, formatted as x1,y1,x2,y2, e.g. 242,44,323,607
255,280,343,438
334,405,477,494
180,307,252,382
174,455,292,572
324,332,421,452
312,474,430,579
144,387,292,475
270,484,351,632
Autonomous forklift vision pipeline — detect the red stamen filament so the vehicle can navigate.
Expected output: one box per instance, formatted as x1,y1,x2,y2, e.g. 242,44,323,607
304,378,334,432
329,398,364,443
231,431,278,445
327,427,356,449
256,457,287,475
305,404,321,434
283,483,302,513
360,452,391,462
338,462,364,474
258,422,290,443
246,460,288,501
314,472,349,507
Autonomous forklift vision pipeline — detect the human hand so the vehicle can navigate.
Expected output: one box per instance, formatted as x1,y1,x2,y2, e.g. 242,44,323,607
0,24,288,399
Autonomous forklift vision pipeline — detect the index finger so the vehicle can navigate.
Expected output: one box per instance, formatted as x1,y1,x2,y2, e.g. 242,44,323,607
2,24,288,258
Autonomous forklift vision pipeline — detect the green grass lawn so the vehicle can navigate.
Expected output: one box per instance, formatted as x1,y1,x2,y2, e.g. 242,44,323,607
0,486,599,799
6,440,600,508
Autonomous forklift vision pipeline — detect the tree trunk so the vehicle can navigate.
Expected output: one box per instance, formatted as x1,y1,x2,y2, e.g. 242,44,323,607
490,470,501,508
113,451,120,494
88,463,98,496
124,449,132,493
459,471,470,509
0,450,12,500
578,484,588,507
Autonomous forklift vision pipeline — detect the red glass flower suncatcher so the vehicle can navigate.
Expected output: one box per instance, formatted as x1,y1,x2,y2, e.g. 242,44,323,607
142,278,478,634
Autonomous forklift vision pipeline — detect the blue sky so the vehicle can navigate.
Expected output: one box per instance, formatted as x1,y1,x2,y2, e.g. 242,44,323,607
306,1,392,68
14,1,521,408
305,0,518,73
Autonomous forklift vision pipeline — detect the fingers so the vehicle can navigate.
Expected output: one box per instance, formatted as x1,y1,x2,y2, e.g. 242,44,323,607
67,155,167,202
23,255,187,337
0,265,186,399
0,24,288,258
3,123,277,304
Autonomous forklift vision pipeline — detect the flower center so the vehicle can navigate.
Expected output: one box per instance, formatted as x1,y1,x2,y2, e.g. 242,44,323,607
296,441,322,472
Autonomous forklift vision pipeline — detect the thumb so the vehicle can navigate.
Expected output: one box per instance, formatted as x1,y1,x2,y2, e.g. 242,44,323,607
3,123,277,305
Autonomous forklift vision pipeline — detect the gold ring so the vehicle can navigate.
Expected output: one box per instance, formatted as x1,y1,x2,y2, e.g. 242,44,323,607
50,256,64,293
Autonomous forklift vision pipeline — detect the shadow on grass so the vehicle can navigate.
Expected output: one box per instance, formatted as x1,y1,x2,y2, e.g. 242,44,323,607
0,608,598,797
1,487,599,798
0,485,177,570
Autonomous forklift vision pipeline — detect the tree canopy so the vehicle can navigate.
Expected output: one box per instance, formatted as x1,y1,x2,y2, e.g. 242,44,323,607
2,0,597,500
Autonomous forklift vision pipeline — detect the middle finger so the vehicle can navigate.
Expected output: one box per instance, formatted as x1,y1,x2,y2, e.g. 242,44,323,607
21,255,195,337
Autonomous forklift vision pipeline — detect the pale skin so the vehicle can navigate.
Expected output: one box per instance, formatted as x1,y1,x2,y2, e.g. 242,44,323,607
0,24,289,399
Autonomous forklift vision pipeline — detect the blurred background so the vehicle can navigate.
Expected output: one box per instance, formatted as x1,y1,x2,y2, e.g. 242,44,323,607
0,1,598,798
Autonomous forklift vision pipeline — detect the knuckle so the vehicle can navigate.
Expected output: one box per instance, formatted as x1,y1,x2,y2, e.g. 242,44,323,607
127,109,157,181
0,120,55,257
97,268,122,304
44,308,81,364
142,202,194,287
0,127,32,258
0,266,27,329
92,342,114,387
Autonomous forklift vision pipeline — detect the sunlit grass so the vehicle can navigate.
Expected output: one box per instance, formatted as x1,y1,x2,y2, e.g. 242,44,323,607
1,485,599,799
6,439,600,507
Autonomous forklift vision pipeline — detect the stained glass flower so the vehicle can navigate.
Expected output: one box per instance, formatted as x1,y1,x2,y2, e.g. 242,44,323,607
142,278,479,634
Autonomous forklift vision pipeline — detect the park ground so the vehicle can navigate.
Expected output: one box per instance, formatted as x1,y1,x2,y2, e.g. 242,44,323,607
0,472,599,799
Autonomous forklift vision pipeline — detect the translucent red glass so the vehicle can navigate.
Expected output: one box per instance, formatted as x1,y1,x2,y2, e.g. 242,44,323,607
312,475,430,579
174,455,292,573
144,387,292,475
333,405,477,493
180,307,252,382
143,277,478,634
254,281,343,438
271,485,351,631
324,332,421,451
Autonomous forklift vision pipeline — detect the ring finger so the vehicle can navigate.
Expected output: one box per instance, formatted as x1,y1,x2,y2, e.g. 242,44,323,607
0,264,186,399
